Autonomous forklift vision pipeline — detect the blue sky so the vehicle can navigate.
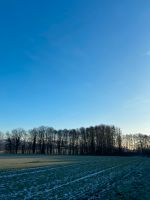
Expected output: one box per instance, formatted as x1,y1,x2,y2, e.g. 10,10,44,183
0,0,150,134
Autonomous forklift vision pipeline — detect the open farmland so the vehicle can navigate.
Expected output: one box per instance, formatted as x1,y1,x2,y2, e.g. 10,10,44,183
0,155,150,200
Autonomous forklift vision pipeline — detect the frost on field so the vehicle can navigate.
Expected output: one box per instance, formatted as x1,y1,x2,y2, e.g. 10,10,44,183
0,156,149,200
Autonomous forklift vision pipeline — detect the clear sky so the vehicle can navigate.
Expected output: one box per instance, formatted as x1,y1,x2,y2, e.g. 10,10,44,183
0,0,150,134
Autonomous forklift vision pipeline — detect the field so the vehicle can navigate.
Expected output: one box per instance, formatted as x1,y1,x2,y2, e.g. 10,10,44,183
0,155,150,200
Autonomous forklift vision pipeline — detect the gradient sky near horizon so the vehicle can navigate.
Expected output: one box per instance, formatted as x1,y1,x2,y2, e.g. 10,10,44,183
0,0,150,134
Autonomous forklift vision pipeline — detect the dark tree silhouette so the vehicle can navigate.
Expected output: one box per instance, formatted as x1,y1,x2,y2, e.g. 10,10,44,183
2,125,150,156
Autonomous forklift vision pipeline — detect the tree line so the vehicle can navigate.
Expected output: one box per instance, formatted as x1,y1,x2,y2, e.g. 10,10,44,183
0,125,150,156
122,133,150,155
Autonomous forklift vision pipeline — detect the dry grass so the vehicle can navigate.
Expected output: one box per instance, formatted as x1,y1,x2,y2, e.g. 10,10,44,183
0,156,70,169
